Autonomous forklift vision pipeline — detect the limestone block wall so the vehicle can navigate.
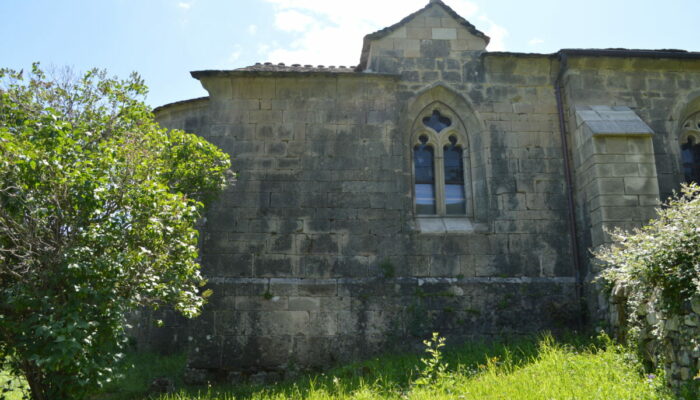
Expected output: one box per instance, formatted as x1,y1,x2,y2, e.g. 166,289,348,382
609,287,700,388
572,106,660,249
155,97,210,134
365,4,487,75
569,105,660,322
149,54,582,374
562,56,700,201
139,0,700,378
560,56,700,322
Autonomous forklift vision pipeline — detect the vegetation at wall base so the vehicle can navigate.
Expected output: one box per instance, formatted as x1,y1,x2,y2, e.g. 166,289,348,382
68,332,681,400
595,183,700,389
0,64,231,400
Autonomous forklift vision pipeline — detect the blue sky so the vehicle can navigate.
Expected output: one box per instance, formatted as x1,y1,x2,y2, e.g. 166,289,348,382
2,0,699,107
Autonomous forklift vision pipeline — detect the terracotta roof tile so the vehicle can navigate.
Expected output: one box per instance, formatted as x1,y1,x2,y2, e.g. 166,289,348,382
235,62,357,73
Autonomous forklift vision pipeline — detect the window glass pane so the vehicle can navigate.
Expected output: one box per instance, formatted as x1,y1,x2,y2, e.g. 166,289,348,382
414,143,435,214
444,142,465,215
682,138,700,183
445,185,466,215
415,184,436,215
423,110,452,133
414,146,434,183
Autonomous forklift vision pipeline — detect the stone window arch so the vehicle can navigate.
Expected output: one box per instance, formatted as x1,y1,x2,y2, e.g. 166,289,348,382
680,111,700,183
411,106,473,217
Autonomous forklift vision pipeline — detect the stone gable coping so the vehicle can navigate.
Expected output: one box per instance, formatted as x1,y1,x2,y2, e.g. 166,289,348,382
152,96,209,116
559,48,700,60
356,0,490,71
484,49,700,61
576,105,654,136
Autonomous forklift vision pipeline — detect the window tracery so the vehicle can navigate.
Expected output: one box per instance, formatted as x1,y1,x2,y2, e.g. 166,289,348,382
412,109,471,217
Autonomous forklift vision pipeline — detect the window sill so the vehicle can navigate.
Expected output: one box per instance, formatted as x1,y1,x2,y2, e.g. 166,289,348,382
414,217,488,234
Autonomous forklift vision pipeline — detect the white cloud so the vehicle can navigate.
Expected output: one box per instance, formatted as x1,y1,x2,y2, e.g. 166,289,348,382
275,10,317,32
258,43,272,55
259,0,493,66
528,38,545,46
266,25,357,66
177,2,192,10
479,16,508,51
264,0,478,28
248,24,258,35
228,45,242,64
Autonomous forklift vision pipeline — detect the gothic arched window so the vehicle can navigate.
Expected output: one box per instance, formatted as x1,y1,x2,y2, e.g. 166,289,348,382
412,109,471,217
681,112,700,183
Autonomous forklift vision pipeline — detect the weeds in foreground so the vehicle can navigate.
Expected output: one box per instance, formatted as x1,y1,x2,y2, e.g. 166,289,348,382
412,332,448,387
100,333,680,400
2,333,685,400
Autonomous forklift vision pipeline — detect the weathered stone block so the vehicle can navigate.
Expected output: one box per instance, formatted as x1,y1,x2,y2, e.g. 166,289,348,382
288,297,321,311
624,177,659,195
205,254,254,277
308,312,338,336
255,256,295,277
420,39,450,58
298,280,338,297
235,296,288,311
432,28,457,40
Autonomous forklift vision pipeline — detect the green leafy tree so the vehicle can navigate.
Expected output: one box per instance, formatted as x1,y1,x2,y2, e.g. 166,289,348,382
596,184,700,319
0,64,231,399
595,183,700,389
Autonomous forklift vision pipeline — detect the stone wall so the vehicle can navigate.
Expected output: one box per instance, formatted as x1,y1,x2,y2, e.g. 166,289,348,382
559,55,700,322
562,56,700,203
138,1,700,379
148,60,580,374
609,286,700,388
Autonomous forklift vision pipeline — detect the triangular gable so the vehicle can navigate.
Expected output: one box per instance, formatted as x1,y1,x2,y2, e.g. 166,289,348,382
357,0,490,71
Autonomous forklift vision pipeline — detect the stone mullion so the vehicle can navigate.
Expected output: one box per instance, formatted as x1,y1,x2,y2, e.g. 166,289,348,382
435,145,446,215
462,149,473,218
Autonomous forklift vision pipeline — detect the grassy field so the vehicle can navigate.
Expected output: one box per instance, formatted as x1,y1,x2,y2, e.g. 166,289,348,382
4,333,696,400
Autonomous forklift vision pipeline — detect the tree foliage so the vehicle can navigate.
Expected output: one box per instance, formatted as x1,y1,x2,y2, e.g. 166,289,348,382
595,184,700,317
0,64,231,399
594,184,700,387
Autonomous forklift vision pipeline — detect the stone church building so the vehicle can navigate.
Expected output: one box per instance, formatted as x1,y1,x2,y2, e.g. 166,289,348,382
144,0,700,376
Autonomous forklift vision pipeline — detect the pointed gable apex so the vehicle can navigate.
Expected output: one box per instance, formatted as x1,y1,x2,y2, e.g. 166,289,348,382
357,0,490,71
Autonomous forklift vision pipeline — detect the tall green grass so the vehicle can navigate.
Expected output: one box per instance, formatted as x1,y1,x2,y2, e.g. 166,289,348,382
97,351,188,399
105,333,680,400
3,333,689,400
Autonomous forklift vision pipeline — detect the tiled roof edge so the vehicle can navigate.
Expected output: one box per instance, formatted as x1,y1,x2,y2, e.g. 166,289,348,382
190,69,399,79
